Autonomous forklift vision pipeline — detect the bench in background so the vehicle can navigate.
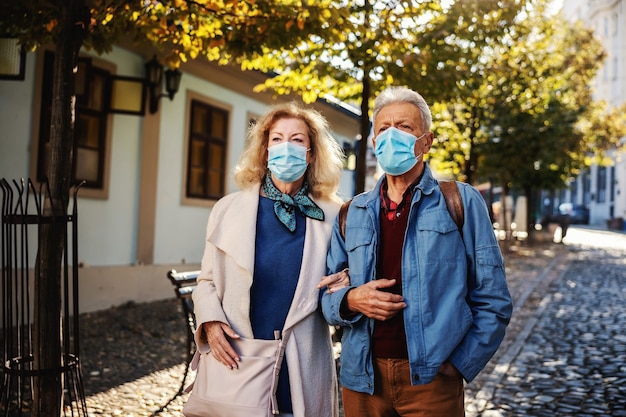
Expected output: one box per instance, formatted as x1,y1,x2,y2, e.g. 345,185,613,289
166,269,200,396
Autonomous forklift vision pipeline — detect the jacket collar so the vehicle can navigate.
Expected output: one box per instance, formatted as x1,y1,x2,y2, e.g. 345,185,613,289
354,163,438,208
416,164,439,196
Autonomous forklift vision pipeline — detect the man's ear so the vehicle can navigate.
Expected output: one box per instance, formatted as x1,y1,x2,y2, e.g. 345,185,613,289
423,132,434,153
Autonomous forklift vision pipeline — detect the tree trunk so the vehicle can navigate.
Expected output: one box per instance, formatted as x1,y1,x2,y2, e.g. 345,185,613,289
33,1,87,416
355,75,371,195
464,106,480,184
499,179,510,254
354,0,374,196
524,184,535,244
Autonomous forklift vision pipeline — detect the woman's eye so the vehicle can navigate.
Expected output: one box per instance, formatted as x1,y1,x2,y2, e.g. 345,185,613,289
270,137,282,142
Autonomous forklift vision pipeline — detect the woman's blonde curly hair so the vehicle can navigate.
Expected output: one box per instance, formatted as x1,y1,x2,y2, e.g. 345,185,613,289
234,102,345,201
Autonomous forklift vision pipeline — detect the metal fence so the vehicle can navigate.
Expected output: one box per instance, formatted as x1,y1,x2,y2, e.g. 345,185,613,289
0,179,87,417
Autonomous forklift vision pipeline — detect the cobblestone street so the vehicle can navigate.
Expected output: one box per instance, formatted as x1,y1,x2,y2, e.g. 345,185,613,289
72,226,625,416
494,247,626,416
466,227,626,417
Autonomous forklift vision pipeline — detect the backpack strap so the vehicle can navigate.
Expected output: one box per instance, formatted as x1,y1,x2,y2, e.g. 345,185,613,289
338,180,464,241
438,180,464,230
339,198,352,241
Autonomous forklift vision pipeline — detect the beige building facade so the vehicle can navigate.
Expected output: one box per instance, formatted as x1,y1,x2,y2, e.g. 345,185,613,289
0,45,360,313
561,0,626,227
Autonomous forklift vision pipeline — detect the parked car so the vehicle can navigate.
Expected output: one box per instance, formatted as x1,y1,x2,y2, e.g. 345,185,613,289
538,203,590,226
557,203,590,225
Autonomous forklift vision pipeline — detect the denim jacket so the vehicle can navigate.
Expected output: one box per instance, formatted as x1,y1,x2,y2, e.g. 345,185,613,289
321,165,513,394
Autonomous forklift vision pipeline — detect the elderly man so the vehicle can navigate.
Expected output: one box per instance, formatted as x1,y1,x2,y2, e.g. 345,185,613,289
321,86,513,416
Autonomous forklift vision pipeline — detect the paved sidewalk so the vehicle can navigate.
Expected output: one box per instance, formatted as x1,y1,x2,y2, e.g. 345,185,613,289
77,239,569,416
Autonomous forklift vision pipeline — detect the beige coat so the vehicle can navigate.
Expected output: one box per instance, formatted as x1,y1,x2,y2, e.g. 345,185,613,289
192,184,340,417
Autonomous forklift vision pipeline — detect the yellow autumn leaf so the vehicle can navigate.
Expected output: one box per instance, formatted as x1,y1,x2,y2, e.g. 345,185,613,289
46,19,58,32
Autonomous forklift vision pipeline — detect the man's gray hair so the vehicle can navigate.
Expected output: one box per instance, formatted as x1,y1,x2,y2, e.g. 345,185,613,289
373,86,432,131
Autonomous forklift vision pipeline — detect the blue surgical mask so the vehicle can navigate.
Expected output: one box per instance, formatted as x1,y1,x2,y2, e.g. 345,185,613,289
374,127,426,176
267,141,309,183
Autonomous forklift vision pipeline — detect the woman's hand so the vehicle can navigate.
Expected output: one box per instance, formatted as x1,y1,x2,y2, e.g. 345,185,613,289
202,321,241,369
318,268,350,294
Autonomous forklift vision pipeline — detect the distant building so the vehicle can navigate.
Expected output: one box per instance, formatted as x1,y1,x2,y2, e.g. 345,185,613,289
561,0,626,227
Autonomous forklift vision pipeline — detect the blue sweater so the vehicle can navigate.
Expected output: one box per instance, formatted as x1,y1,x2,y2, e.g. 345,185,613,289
250,196,306,413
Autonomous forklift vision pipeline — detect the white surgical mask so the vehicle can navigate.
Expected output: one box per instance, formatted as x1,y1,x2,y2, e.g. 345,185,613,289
267,141,309,183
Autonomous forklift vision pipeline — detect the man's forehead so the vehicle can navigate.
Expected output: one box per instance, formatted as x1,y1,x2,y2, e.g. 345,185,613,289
374,103,422,126
376,103,420,118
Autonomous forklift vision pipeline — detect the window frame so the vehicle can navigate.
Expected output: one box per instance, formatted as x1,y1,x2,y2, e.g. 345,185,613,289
30,50,114,199
596,166,607,203
181,92,232,207
582,169,591,205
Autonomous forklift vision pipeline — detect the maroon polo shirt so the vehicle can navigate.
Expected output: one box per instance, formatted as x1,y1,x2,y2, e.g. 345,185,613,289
372,178,416,359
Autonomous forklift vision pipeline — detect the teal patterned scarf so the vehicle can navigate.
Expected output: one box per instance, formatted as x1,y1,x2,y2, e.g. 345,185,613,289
261,174,324,232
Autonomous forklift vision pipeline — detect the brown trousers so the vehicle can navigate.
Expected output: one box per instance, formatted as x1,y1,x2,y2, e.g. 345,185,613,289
342,358,465,417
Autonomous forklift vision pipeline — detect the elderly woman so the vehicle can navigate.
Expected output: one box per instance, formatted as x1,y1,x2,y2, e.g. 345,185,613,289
187,102,347,417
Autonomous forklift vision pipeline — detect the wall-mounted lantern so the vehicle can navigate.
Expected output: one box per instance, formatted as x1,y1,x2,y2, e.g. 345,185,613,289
0,37,26,80
144,55,182,114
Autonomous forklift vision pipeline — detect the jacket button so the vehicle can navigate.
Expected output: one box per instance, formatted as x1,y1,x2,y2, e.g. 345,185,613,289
413,374,419,381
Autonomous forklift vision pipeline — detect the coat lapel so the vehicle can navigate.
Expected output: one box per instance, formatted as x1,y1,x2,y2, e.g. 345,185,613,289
207,186,260,278
283,198,337,331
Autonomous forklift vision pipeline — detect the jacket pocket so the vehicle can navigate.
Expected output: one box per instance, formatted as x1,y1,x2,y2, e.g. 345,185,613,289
345,226,374,252
416,210,465,261
340,324,371,379
476,245,507,290
344,227,376,285
416,209,459,234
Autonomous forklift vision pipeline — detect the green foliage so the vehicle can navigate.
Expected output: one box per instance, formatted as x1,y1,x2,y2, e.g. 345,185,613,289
247,0,527,107
429,1,626,196
239,0,529,193
2,0,624,197
0,0,345,68
477,13,617,192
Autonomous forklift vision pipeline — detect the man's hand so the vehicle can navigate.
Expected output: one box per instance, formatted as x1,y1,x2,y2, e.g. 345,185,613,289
345,279,406,320
438,361,462,379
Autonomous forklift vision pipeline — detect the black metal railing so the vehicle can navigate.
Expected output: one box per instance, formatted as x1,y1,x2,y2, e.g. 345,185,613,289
0,179,87,417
